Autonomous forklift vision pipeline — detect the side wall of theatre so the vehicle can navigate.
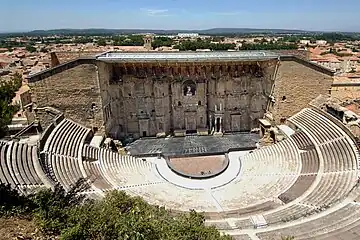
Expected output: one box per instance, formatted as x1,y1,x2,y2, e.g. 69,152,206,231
268,59,334,123
50,51,103,67
28,63,105,132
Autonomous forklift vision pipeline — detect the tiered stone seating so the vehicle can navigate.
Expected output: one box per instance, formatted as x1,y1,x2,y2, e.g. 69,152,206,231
234,219,254,229
291,131,314,150
301,172,356,207
127,183,219,212
289,108,344,144
98,148,161,187
320,138,357,172
205,221,232,230
264,204,317,224
1,106,358,238
0,142,43,187
82,144,99,160
247,108,360,238
232,235,252,240
0,143,12,185
277,148,319,203
299,149,319,174
42,153,84,191
314,211,360,240
43,119,91,157
256,203,360,240
82,160,113,190
210,138,300,212
278,175,316,203
288,108,358,207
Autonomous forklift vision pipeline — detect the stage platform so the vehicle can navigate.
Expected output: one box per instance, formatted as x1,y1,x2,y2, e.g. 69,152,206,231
126,133,259,157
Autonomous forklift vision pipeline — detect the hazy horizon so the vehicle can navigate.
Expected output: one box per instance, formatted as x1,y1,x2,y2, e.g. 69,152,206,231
1,0,359,33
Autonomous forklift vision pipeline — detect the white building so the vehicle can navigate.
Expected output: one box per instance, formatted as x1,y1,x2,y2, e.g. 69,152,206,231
300,40,311,45
177,33,199,38
316,40,327,46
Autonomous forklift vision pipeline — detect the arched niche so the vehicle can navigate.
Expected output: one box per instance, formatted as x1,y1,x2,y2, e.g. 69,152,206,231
182,80,197,96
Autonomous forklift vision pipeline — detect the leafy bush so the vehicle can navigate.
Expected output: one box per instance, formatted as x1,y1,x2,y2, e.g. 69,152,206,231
0,73,22,137
0,179,231,239
0,183,36,217
32,179,89,235
60,191,232,240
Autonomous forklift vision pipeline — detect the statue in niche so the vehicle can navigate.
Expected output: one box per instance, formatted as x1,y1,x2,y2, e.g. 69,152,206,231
186,86,192,96
183,80,196,96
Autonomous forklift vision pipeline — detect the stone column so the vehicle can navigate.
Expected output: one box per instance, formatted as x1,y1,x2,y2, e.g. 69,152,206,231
209,115,212,131
219,117,223,132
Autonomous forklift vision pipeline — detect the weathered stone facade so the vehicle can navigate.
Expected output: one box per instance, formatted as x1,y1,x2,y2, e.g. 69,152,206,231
97,60,278,138
268,58,334,123
27,53,334,140
29,64,104,132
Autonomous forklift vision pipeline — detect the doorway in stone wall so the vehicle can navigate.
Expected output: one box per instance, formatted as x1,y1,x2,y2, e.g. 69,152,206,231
216,117,220,132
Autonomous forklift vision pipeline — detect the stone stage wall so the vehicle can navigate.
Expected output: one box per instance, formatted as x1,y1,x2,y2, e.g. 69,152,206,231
98,60,278,138
27,54,334,139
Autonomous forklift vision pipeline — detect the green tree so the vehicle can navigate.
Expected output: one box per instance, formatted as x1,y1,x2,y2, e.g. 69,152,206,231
173,39,235,51
0,73,22,137
26,45,37,53
97,39,107,46
1,178,231,239
0,183,36,217
152,37,173,49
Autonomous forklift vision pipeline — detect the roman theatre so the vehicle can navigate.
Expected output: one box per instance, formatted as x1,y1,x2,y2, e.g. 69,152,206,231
2,51,360,239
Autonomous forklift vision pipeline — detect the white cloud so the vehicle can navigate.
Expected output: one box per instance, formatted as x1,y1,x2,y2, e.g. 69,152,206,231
212,11,242,16
141,8,171,17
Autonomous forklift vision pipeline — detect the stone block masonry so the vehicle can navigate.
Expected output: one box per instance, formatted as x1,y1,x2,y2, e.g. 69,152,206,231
27,52,335,139
29,63,104,132
269,59,334,124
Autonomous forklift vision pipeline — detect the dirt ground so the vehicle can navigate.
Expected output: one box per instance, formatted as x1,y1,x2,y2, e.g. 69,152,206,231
0,218,56,240
169,155,226,176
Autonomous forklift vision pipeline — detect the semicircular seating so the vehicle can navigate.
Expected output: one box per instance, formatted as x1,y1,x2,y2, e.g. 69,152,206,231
0,141,45,191
1,107,359,239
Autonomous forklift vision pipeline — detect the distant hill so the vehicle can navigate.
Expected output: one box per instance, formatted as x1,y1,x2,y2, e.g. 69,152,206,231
0,28,314,37
2,28,359,38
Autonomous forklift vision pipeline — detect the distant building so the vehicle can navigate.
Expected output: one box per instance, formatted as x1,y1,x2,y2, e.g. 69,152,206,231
311,57,341,72
143,35,153,51
311,56,359,73
339,56,359,73
316,40,327,46
300,40,311,45
177,33,199,38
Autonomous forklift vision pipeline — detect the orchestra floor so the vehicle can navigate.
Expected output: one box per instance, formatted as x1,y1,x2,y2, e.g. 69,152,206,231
127,133,259,157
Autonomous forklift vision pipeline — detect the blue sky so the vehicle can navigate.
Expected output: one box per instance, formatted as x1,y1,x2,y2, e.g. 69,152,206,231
1,0,359,32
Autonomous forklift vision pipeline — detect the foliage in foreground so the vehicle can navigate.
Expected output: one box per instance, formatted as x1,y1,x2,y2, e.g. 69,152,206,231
0,73,22,137
0,180,232,240
0,183,35,217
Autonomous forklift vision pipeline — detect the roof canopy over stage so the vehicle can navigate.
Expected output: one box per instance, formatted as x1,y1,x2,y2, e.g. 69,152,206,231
96,51,280,63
